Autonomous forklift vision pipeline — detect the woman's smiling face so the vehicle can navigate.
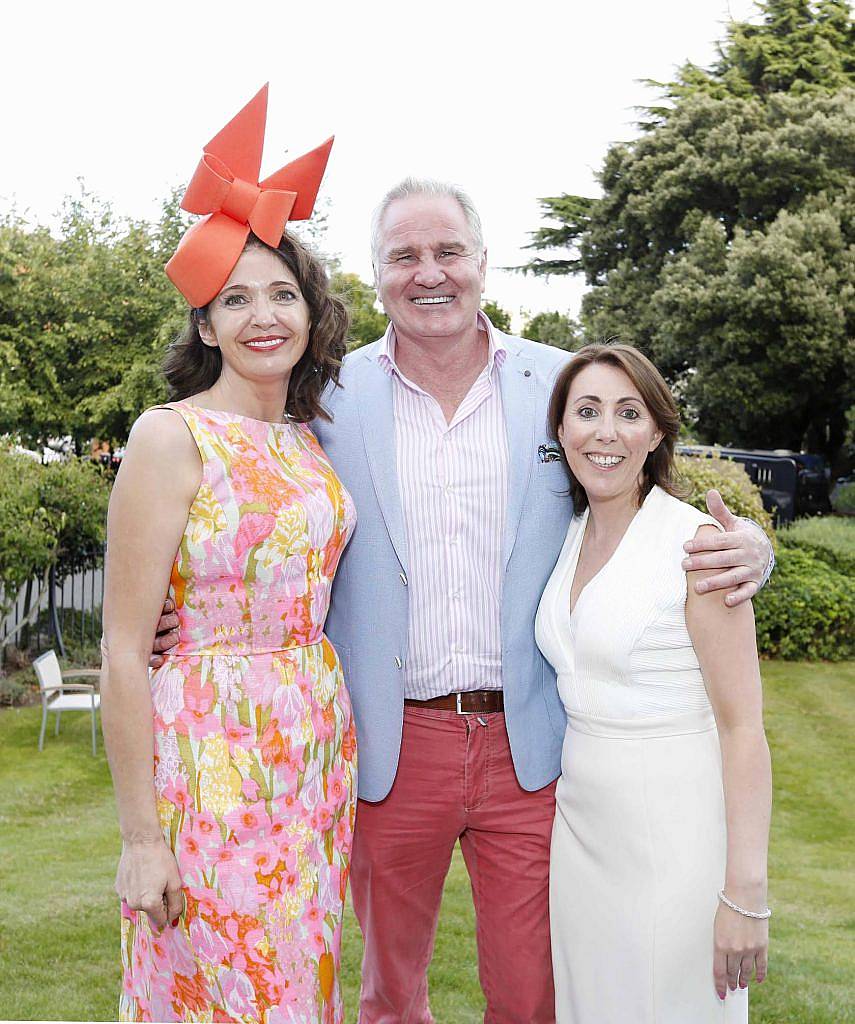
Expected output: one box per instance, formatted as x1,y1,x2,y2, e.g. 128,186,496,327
198,245,311,388
558,361,663,508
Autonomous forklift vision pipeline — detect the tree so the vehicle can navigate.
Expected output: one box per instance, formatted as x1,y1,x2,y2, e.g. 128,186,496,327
332,272,388,350
0,186,390,444
481,299,512,333
520,311,582,350
645,0,855,114
521,0,855,462
0,187,187,450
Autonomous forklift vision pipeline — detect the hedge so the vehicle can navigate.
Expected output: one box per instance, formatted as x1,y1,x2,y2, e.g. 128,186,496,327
674,453,775,539
778,517,855,577
675,454,854,660
754,546,855,661
0,447,111,614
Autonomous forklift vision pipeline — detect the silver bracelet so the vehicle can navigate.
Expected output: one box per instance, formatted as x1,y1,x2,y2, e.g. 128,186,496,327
718,889,772,920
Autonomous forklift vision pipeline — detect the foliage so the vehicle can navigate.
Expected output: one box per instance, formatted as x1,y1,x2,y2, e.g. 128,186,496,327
0,448,55,605
520,311,582,350
754,545,855,659
0,188,185,451
481,299,512,333
0,189,393,439
332,272,388,350
521,1,855,461
2,659,854,1022
40,457,110,575
0,448,110,613
644,0,855,114
778,515,855,572
831,480,855,514
677,455,855,660
674,453,775,538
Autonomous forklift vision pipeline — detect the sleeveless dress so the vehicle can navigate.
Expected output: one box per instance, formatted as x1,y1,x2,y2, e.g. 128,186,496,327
120,403,357,1024
535,485,748,1023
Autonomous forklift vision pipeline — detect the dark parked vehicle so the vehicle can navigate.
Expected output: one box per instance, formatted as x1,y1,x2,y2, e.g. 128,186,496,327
677,446,831,525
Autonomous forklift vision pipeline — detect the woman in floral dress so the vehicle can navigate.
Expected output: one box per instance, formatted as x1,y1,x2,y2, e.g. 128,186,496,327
101,88,356,1023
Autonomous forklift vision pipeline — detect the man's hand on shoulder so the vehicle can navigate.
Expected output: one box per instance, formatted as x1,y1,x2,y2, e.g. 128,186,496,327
681,490,773,608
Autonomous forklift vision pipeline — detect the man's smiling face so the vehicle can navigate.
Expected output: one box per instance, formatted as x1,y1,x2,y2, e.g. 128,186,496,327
375,193,487,345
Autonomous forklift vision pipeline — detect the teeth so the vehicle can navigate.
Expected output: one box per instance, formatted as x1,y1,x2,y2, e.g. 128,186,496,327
412,296,453,304
246,338,284,349
586,454,624,467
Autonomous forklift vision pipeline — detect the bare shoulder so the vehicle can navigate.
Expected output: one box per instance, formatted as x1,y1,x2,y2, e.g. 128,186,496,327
115,408,201,501
124,408,198,467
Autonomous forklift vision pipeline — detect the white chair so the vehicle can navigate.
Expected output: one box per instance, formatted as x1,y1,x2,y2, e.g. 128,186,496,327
33,650,101,756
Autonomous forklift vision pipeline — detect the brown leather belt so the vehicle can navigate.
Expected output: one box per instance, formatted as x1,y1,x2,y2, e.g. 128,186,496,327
404,690,504,714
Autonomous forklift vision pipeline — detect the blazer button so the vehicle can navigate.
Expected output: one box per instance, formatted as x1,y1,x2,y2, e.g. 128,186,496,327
399,571,408,585
394,656,403,669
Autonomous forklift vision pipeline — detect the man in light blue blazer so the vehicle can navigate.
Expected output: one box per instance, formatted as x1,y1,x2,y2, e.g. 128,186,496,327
311,178,773,1024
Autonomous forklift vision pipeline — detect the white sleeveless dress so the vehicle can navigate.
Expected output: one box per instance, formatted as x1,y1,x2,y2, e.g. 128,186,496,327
535,486,748,1023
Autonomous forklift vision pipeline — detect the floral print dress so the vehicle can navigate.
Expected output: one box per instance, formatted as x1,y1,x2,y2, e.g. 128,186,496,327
120,403,356,1024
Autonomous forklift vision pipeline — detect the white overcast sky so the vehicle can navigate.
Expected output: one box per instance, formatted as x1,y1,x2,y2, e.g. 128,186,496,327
4,0,759,329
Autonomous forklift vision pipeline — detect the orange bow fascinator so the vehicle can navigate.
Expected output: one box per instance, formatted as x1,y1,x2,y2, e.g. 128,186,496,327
165,85,333,308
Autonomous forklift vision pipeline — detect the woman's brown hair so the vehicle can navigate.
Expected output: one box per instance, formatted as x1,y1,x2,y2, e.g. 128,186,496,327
162,232,348,422
547,342,683,514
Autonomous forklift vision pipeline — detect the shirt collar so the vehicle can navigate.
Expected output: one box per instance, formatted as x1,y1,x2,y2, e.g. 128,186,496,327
378,310,508,379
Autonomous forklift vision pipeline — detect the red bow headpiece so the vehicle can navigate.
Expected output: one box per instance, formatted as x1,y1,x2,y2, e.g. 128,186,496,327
165,84,333,307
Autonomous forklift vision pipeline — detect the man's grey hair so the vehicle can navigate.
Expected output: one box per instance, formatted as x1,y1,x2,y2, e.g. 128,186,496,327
370,177,485,277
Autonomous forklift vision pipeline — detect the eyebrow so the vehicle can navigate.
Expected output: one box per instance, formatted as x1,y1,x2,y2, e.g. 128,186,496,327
573,395,643,404
384,241,469,260
219,280,300,294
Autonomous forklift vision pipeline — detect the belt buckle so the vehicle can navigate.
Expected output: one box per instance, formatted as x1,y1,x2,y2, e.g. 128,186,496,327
455,692,470,715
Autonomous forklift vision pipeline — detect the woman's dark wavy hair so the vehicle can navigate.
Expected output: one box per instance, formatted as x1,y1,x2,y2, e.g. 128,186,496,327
547,341,684,514
162,231,348,422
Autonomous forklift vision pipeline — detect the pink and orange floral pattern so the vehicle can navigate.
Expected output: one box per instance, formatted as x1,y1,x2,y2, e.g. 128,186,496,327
120,403,356,1024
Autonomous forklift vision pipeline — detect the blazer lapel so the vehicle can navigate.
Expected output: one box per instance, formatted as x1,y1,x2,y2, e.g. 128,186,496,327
355,354,409,572
501,345,537,567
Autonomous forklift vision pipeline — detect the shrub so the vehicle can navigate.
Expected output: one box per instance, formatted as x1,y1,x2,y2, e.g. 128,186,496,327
674,453,775,539
0,448,56,607
778,517,855,576
39,457,110,576
754,546,855,661
831,480,855,516
0,447,111,614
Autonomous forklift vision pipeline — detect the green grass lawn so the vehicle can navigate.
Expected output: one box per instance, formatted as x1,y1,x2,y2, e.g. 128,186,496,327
1,661,853,1022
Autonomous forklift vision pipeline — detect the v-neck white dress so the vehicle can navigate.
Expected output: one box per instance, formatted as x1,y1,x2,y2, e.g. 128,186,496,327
535,486,747,1023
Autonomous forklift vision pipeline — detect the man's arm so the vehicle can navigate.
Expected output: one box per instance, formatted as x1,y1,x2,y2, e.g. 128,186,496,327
682,490,774,608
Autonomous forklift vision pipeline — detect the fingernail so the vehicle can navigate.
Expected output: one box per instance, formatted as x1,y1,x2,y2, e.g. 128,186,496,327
171,917,180,928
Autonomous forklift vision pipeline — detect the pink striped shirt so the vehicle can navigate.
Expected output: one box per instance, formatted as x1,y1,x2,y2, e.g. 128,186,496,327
378,312,509,699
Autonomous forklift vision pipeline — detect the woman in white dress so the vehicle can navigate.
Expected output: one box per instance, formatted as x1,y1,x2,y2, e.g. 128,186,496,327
536,343,771,1023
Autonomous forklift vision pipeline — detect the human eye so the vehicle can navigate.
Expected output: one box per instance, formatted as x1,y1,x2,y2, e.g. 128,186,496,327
577,406,597,419
273,288,299,302
222,293,247,307
620,407,640,420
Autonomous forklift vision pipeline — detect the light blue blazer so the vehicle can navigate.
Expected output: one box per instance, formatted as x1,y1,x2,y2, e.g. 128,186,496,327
314,332,574,801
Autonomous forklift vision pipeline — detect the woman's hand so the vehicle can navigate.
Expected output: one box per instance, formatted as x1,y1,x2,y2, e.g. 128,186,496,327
116,836,184,931
713,899,769,1000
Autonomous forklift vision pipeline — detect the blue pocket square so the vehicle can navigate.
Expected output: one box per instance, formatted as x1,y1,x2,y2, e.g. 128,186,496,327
538,443,563,464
